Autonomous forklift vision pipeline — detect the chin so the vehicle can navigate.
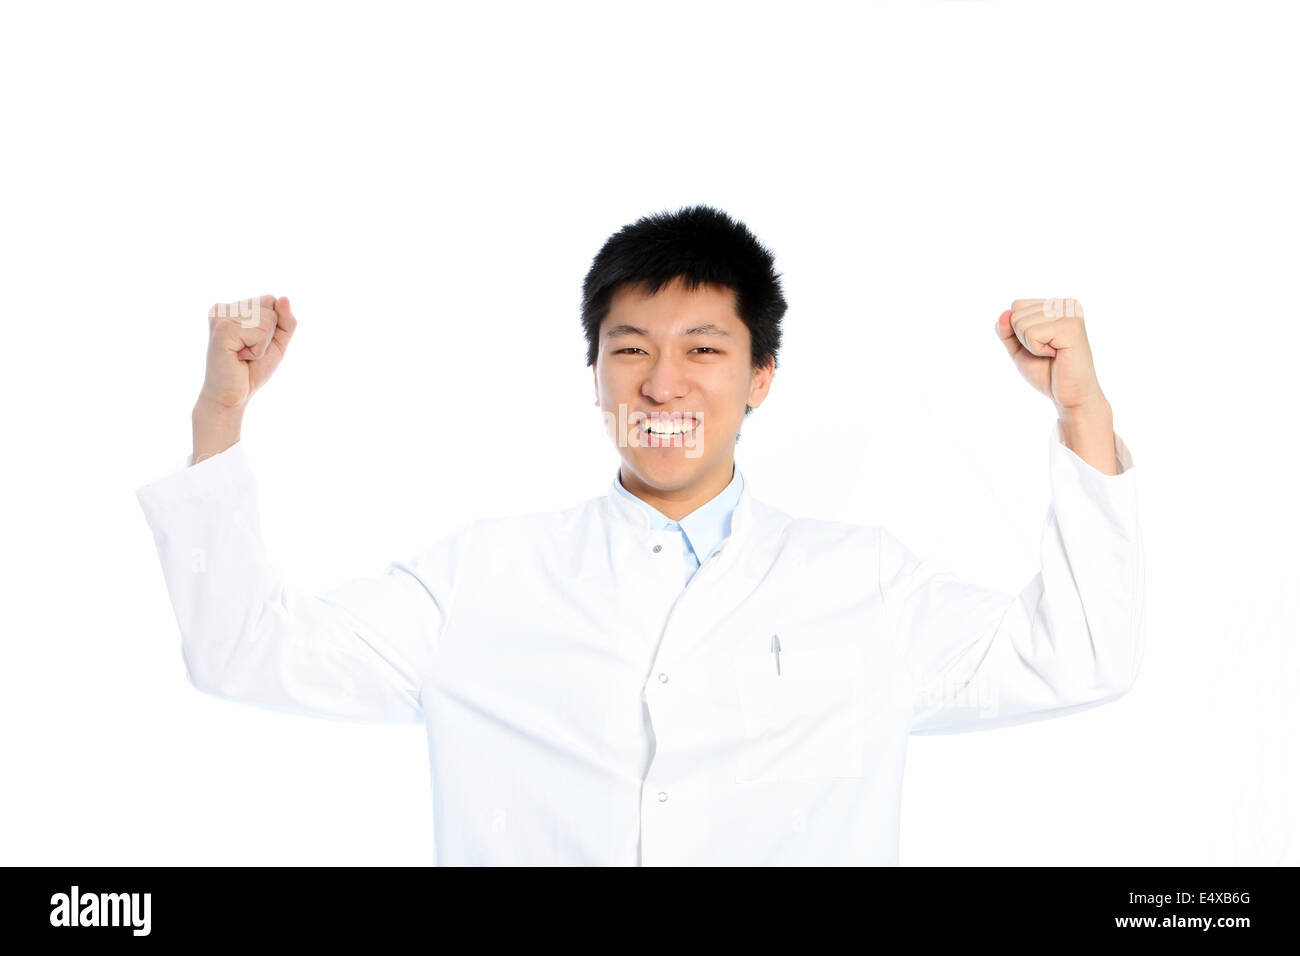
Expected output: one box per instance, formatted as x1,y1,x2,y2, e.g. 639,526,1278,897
626,450,705,488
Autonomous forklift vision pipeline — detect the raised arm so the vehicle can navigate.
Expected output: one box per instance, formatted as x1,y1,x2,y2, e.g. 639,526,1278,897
136,296,473,723
879,298,1144,734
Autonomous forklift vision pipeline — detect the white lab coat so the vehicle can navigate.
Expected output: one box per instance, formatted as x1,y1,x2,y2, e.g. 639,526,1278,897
135,421,1142,865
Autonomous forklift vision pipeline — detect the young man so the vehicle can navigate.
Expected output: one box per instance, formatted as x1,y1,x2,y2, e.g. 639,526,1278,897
136,204,1142,865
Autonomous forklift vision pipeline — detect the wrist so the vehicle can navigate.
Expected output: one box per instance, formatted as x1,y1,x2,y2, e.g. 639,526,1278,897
191,398,244,464
1057,395,1112,427
1057,397,1118,476
193,392,245,420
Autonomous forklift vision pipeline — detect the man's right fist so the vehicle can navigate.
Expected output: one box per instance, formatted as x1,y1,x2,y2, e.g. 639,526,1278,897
199,294,298,410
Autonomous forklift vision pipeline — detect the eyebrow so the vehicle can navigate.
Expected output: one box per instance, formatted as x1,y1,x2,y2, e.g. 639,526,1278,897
603,323,732,340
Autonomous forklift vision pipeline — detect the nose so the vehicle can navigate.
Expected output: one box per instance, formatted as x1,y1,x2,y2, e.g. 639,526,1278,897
642,353,690,404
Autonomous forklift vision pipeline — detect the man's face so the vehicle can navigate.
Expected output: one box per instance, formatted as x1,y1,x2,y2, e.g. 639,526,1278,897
592,276,773,499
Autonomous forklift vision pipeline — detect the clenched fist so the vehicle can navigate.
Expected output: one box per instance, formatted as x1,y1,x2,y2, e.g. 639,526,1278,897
191,294,298,464
994,298,1106,413
200,295,298,410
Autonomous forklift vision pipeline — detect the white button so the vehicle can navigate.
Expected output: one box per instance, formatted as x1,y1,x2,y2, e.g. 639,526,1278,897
657,791,668,802
658,673,668,683
652,544,662,553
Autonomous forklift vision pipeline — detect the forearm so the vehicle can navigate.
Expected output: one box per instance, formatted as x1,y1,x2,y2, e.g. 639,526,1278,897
192,399,244,465
1059,399,1118,476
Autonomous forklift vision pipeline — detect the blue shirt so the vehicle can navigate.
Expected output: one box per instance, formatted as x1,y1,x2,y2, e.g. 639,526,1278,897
613,463,745,585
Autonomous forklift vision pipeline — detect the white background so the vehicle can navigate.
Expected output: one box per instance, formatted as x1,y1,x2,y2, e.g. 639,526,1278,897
1,0,1295,865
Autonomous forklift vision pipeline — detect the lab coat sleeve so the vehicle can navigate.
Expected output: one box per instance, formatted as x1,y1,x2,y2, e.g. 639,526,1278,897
135,441,473,724
878,420,1144,735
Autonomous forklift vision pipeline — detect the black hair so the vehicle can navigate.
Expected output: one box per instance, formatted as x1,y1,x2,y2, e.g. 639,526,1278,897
581,204,787,416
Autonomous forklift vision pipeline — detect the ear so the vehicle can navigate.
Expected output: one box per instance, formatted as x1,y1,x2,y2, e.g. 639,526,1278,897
746,356,775,411
592,365,599,405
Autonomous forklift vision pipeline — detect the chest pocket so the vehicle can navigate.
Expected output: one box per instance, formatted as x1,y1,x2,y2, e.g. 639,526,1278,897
730,635,869,784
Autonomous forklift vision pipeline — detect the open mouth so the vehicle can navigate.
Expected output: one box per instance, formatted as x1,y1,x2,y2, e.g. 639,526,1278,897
633,413,701,446
639,417,699,437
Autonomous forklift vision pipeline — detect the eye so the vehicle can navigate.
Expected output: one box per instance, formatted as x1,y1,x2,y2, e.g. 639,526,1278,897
613,346,718,355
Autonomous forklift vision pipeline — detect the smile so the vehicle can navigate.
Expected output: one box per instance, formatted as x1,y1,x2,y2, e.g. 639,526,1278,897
636,414,700,436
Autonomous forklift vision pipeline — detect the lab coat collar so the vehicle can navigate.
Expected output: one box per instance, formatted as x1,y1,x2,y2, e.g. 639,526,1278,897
603,462,756,555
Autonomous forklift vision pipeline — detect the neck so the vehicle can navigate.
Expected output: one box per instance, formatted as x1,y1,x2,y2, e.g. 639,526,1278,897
620,459,736,521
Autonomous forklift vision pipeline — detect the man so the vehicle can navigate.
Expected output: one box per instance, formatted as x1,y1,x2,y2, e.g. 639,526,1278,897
136,204,1142,865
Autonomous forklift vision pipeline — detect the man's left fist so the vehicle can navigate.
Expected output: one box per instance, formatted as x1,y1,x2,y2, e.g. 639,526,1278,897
995,298,1107,413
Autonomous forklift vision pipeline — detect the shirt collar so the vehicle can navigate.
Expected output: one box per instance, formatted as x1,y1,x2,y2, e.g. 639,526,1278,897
605,462,751,557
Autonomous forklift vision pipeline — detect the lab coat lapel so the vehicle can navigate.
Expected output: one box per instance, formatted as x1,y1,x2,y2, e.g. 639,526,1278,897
601,469,791,668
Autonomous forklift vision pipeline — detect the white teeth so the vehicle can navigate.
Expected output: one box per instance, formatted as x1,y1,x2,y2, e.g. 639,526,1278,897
641,418,697,435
